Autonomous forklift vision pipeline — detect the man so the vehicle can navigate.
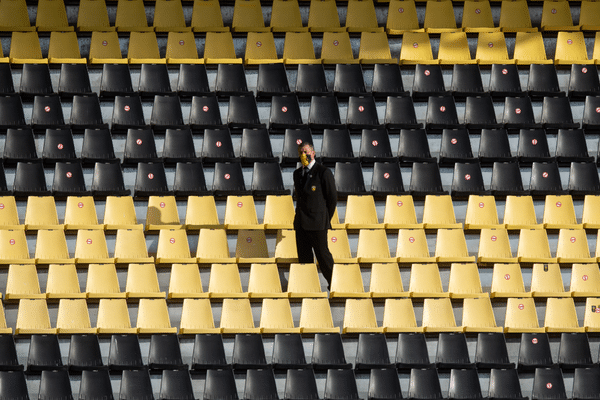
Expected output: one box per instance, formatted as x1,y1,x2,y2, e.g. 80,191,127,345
293,141,337,289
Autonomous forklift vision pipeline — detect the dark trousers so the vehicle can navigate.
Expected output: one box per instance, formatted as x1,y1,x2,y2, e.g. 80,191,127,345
295,226,334,287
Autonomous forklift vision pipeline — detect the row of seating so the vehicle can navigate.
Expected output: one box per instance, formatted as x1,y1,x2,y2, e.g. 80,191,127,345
5,294,600,335
8,258,600,300
6,0,600,35
8,62,599,102
7,29,600,66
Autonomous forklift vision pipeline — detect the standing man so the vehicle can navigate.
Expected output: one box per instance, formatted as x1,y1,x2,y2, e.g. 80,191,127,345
293,141,337,289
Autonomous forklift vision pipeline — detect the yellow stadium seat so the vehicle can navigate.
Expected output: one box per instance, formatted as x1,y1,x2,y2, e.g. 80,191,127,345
464,195,502,230
89,31,127,64
461,0,499,32
115,0,153,32
270,0,307,32
556,229,594,263
504,297,545,333
448,263,488,298
386,0,424,35
264,195,295,229
207,263,248,298
156,229,196,264
396,229,435,263
478,228,517,263
330,264,371,298
64,197,102,230
400,31,438,64
77,0,114,32
245,32,283,65
0,230,34,264
530,263,569,297
307,0,344,32
570,263,600,297
583,297,600,332
357,229,396,263
0,0,35,31
582,195,600,229
0,302,11,334
554,32,593,65
382,298,423,332
5,264,45,300
25,196,62,230
34,230,74,264
321,32,358,64
125,263,166,298
247,263,287,298
283,32,321,64
128,31,166,64
185,196,221,229
331,208,345,229
137,299,178,334
96,298,137,334
46,264,86,299
168,263,208,299
0,197,22,230
343,299,384,333
579,0,600,31
383,195,423,229
517,229,557,263
166,32,203,64
369,263,409,298
543,195,582,229
146,196,182,231
220,298,261,333
299,298,340,333
499,0,537,32
345,195,383,229
104,196,142,230
190,0,229,32
513,32,553,65
422,298,464,332
503,196,543,229
114,229,154,264
224,195,263,229
359,32,399,64
260,298,300,333
236,230,275,263
197,229,236,264
594,32,600,63
490,263,531,298
74,230,114,264
422,195,462,229
36,0,73,31
437,31,477,64
544,297,584,332
328,230,359,263
409,263,449,298
15,299,57,334
179,298,221,334
204,32,243,64
287,263,328,298
435,229,476,263
345,0,384,32
541,0,577,31
48,32,86,64
476,32,514,65
56,299,97,334
232,0,269,32
86,264,126,298
153,0,190,32
274,229,299,264
424,0,459,33
462,297,503,332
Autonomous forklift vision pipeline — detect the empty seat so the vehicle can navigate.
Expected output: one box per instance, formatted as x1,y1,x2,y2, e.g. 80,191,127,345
556,129,594,165
269,95,303,132
545,297,584,333
448,369,484,400
476,32,512,65
240,128,278,165
150,95,184,131
568,64,600,100
412,64,446,100
89,32,126,64
449,264,488,299
190,0,228,32
308,0,344,32
179,299,220,334
385,97,422,130
334,64,367,97
409,162,446,196
407,367,444,400
47,32,83,64
56,299,96,334
517,129,553,164
153,0,188,32
335,162,367,196
503,96,541,131
97,300,137,334
540,97,579,131
532,368,567,400
436,332,474,368
464,94,502,131
474,332,513,369
176,64,210,97
204,32,242,64
488,368,526,400
10,32,47,64
409,263,449,298
528,64,565,98
347,97,380,130
111,95,146,134
439,128,475,166
438,32,476,64
203,369,238,400
504,298,544,333
396,229,435,263
227,94,264,131
159,370,195,400
91,162,130,197
513,32,552,65
529,161,565,195
3,128,38,164
70,95,107,132
270,0,306,32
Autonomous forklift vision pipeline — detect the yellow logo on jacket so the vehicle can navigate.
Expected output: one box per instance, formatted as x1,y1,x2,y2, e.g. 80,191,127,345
311,186,316,191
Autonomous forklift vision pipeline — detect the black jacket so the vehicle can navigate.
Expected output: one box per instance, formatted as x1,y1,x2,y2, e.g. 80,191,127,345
293,163,337,231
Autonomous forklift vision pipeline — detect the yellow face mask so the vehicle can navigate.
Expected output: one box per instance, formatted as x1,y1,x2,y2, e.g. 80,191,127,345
300,152,311,167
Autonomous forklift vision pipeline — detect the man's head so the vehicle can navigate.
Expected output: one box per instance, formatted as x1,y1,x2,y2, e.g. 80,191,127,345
298,141,315,167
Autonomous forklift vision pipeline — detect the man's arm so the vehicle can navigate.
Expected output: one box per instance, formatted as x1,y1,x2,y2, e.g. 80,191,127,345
321,167,337,218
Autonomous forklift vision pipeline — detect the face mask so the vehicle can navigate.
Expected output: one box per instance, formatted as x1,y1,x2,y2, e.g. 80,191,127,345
300,152,312,167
